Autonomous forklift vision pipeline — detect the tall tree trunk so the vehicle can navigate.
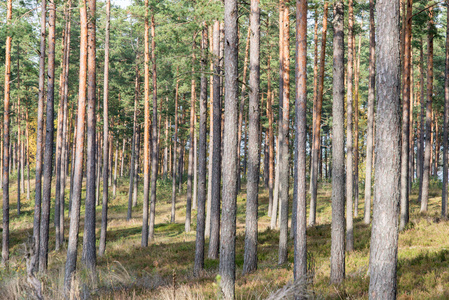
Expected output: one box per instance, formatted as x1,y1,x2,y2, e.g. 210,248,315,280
185,37,197,230
113,142,118,197
99,0,110,257
120,139,125,177
353,33,361,217
243,0,260,274
16,44,21,217
26,109,30,202
39,0,56,272
171,75,179,236
236,27,251,193
418,40,425,201
2,0,12,266
309,1,328,227
345,0,354,252
330,0,345,285
64,0,88,293
208,21,222,260
82,0,97,276
219,0,238,296
443,3,449,218
364,0,376,225
399,0,412,231
266,20,274,218
420,10,434,212
148,13,158,242
142,0,150,247
194,23,208,276
206,27,214,237
133,129,140,207
278,0,290,265
127,63,140,221
369,0,400,297
294,0,308,293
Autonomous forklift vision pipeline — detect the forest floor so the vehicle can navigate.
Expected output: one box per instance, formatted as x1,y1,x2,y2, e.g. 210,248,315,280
1,174,449,299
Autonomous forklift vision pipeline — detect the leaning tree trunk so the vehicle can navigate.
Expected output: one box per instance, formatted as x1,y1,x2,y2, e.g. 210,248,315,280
330,0,345,285
369,0,401,297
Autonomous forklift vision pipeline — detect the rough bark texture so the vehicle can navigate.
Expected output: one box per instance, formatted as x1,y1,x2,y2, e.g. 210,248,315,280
294,0,308,293
346,0,354,252
443,2,449,218
148,14,158,242
364,0,375,225
330,0,345,285
185,39,196,231
142,0,150,246
64,0,88,293
2,0,12,266
420,10,434,213
194,25,208,276
219,0,238,297
208,21,222,260
171,75,179,233
368,0,401,297
400,0,412,231
278,0,290,265
82,0,97,276
243,0,260,275
309,2,328,227
39,0,56,272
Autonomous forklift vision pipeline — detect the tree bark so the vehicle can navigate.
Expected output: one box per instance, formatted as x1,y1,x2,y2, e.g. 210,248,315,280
399,0,412,231
141,0,151,247
64,0,88,293
330,0,345,285
148,13,158,242
420,10,434,212
185,37,197,230
81,0,97,276
243,0,260,274
39,0,56,272
353,33,361,217
364,0,375,225
369,0,401,297
443,2,449,218
99,0,110,257
194,24,208,276
294,0,308,294
345,0,354,252
278,0,290,265
208,21,222,260
219,0,239,296
171,74,179,235
309,1,328,227
2,0,12,266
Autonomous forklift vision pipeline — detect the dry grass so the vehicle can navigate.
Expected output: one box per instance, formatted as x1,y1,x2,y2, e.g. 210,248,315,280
1,174,449,299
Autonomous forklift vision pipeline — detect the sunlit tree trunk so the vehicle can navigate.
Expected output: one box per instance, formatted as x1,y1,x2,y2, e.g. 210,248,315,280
64,0,88,293
330,0,345,285
39,0,56,272
443,3,449,218
369,0,400,297
2,0,12,266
